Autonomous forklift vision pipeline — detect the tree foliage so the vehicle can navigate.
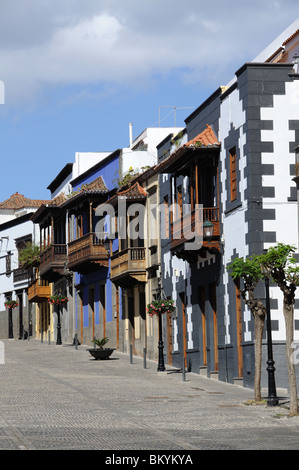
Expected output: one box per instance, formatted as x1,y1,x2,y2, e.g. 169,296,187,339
228,244,299,415
228,256,263,297
113,166,151,189
259,243,299,289
227,255,266,402
19,242,40,267
259,243,299,415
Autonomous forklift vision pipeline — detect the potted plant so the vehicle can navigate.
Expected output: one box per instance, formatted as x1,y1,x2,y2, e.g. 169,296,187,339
146,299,175,316
146,299,175,372
48,294,69,305
87,337,116,360
146,298,176,371
5,300,18,309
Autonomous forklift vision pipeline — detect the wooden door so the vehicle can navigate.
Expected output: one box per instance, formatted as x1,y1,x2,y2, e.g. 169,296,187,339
128,292,135,354
180,293,187,370
209,283,218,371
100,284,106,338
199,287,207,366
235,278,243,377
79,292,83,344
177,186,183,239
89,288,95,340
177,186,183,214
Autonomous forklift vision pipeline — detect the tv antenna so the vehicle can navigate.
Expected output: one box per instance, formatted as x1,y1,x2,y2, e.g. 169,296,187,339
158,106,195,127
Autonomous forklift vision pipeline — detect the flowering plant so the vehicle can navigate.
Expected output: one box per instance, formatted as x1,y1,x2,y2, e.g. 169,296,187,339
48,294,69,305
146,299,175,316
5,300,18,309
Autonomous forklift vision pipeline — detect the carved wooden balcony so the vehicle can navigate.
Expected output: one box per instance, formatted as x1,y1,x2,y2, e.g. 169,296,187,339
110,247,146,288
67,232,109,274
39,244,67,282
28,280,51,303
13,267,29,284
171,207,220,260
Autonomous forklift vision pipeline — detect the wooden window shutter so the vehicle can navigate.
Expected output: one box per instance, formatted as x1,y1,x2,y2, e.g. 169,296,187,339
230,148,237,202
6,252,11,274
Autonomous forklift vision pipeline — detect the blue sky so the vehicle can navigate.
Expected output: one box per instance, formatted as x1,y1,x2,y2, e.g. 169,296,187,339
0,0,298,201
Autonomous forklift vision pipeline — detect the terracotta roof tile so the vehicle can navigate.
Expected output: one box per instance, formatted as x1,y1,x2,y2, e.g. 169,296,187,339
153,124,220,175
0,192,50,210
117,182,147,199
48,177,108,209
48,192,67,206
185,125,220,148
84,176,108,192
282,29,299,46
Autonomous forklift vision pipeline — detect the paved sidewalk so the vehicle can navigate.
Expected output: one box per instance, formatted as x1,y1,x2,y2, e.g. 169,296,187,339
1,338,299,451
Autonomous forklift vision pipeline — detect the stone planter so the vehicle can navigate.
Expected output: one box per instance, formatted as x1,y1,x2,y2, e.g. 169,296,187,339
87,348,116,360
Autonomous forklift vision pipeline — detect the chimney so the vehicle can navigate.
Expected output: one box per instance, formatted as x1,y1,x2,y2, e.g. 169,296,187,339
129,122,133,148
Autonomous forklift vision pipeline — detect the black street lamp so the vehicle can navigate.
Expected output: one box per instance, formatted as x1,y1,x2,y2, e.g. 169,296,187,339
8,306,13,338
56,304,62,345
157,311,165,372
262,250,278,407
155,284,166,372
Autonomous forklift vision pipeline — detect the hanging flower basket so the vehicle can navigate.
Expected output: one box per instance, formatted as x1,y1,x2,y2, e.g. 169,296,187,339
146,299,175,316
5,300,18,309
48,294,69,305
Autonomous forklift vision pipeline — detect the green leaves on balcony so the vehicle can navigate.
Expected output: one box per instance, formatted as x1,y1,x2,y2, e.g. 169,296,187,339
19,242,40,268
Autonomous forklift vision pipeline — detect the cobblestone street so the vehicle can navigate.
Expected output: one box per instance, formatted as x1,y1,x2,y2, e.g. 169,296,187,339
1,339,299,453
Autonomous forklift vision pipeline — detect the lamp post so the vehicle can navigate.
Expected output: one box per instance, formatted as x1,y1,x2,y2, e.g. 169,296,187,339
56,304,62,345
157,311,166,372
156,284,166,372
8,306,13,339
262,250,278,406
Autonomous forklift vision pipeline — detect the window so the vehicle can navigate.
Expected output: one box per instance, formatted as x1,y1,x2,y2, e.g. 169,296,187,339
6,252,11,275
230,147,237,202
177,185,183,218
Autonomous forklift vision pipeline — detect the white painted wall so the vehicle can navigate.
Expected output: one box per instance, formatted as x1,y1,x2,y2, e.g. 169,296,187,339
219,86,250,343
0,209,17,225
261,80,299,250
122,127,184,175
73,152,111,181
260,79,299,341
0,218,39,310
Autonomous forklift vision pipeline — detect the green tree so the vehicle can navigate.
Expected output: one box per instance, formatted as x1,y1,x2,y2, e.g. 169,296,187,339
227,255,265,402
19,242,40,267
260,244,299,415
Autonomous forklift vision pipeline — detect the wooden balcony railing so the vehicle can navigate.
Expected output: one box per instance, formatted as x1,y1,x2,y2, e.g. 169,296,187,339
28,279,51,303
171,207,220,252
40,244,67,281
110,247,146,287
13,267,29,284
67,232,109,273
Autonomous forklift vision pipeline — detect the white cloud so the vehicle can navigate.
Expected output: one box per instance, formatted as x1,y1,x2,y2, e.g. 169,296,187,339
0,0,298,106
